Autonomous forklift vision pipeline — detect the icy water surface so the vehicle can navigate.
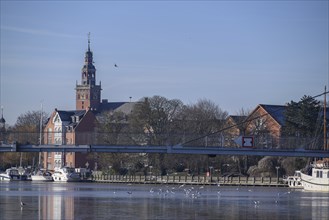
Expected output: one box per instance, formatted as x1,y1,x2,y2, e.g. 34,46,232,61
0,181,328,219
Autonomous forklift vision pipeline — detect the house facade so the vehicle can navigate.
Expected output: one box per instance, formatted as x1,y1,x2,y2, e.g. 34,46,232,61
245,104,286,148
42,110,97,170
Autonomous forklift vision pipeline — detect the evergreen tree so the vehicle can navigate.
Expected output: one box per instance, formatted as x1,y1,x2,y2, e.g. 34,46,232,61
283,95,321,138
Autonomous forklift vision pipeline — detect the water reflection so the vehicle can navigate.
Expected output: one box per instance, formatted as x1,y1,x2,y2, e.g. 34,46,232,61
1,182,329,219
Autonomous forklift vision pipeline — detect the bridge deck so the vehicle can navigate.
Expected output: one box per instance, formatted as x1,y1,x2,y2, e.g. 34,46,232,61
1,144,329,157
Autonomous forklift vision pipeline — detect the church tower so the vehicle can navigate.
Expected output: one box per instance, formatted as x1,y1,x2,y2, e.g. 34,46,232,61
76,33,101,111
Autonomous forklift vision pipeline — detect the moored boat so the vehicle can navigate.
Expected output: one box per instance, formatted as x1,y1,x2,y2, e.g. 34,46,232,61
300,161,329,192
52,167,81,182
284,171,303,188
0,167,28,181
31,169,53,181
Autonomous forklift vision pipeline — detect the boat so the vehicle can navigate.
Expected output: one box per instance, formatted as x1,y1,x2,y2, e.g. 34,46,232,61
0,167,28,181
299,87,329,192
52,167,81,182
300,161,329,192
31,169,53,181
284,171,303,188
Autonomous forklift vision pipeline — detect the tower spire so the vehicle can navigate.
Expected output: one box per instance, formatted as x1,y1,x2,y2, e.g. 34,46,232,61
76,32,101,111
0,106,5,130
88,32,91,52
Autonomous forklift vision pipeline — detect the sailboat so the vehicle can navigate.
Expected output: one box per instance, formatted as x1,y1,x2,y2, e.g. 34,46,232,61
299,87,329,192
31,103,53,181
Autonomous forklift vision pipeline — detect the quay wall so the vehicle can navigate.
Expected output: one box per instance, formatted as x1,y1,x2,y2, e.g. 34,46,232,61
89,174,287,187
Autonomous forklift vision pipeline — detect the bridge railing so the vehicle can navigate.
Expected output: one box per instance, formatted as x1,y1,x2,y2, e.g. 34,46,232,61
0,131,325,151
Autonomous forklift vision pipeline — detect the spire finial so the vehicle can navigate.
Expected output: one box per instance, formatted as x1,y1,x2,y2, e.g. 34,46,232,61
88,32,91,51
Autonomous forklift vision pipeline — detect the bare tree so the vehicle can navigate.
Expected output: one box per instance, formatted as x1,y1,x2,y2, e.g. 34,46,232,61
129,96,184,146
96,111,129,145
178,99,228,146
3,110,49,168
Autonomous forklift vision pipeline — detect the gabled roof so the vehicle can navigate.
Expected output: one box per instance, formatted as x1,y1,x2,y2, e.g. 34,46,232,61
259,104,286,126
99,102,127,112
99,102,136,115
56,110,86,122
113,102,136,115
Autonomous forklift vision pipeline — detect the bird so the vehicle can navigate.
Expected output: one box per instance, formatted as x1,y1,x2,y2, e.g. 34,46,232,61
127,191,132,195
253,200,260,207
20,201,26,207
114,64,118,68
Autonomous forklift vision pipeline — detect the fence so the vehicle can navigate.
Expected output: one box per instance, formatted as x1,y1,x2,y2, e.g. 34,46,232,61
89,174,286,187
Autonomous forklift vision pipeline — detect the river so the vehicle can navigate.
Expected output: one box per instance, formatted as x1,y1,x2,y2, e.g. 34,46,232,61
0,181,328,219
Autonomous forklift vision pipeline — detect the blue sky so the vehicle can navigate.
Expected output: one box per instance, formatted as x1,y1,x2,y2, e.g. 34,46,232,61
1,1,328,126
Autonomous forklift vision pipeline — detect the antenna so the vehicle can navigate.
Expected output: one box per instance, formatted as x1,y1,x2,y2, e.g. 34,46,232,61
88,32,91,51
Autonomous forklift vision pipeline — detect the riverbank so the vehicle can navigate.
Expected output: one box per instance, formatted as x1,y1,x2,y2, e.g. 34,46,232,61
90,174,287,187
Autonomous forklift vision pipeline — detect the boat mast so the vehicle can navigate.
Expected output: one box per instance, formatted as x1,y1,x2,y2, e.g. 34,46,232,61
38,102,43,168
324,86,327,151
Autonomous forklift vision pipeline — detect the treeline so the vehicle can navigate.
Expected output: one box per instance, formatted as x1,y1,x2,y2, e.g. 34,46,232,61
0,95,324,177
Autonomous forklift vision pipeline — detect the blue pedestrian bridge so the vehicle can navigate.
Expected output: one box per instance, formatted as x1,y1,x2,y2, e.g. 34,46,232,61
0,143,328,158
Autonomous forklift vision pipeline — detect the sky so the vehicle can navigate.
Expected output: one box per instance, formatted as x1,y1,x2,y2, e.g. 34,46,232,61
0,1,328,126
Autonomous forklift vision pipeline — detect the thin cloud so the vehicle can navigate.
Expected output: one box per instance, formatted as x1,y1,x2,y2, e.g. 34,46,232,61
1,25,83,39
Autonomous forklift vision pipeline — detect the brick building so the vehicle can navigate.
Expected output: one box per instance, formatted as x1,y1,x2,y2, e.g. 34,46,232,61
42,35,134,170
245,104,286,148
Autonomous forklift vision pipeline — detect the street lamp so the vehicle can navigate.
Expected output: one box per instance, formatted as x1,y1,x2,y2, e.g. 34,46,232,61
209,166,213,182
149,166,153,176
275,166,280,183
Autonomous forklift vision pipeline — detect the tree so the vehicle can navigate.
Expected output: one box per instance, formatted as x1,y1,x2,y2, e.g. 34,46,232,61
127,96,185,175
170,99,228,174
5,110,49,168
14,110,49,145
177,99,228,146
282,95,321,149
129,96,184,146
97,110,129,145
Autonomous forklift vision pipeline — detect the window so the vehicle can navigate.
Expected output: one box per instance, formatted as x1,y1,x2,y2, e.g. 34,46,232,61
316,171,323,178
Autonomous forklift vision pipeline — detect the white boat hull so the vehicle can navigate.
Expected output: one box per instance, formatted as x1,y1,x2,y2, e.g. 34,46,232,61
52,167,80,182
52,174,80,182
0,174,12,181
31,175,53,181
300,172,329,192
